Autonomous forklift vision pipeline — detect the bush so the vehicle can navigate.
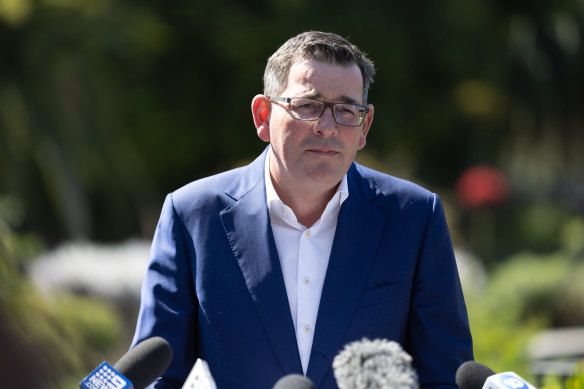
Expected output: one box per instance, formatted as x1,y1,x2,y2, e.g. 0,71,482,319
465,248,584,378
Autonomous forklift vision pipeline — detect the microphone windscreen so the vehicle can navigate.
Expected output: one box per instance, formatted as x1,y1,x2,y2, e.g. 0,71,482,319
114,336,173,389
455,361,496,389
273,374,316,389
333,338,418,389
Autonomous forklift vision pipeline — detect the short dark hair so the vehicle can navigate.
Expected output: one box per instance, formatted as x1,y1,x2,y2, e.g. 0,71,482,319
263,31,376,104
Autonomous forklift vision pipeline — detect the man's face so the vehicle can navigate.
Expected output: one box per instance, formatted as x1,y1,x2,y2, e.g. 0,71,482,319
260,58,374,194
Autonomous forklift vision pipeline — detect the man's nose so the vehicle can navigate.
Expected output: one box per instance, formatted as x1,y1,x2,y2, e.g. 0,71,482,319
314,106,338,137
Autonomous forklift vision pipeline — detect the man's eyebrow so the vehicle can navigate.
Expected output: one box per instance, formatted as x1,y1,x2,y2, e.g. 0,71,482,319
299,92,321,100
300,92,360,104
338,95,360,104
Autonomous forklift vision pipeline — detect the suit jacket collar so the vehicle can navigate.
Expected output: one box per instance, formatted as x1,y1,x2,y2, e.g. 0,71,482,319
221,150,387,384
307,163,387,386
220,148,304,376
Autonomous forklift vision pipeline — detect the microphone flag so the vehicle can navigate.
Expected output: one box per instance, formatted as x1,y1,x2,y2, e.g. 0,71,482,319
484,372,537,389
80,361,133,389
182,358,217,389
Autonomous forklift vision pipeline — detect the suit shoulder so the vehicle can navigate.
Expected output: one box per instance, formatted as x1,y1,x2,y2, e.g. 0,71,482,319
170,165,252,214
352,163,437,208
163,151,266,220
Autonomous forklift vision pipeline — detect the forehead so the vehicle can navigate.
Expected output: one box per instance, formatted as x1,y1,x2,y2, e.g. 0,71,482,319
283,59,364,103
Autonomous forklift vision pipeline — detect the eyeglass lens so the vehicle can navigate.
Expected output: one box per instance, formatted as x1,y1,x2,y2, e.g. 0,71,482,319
289,98,365,126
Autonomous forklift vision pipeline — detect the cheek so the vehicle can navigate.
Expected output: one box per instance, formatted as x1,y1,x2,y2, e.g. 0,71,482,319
271,119,306,148
342,130,365,150
279,131,305,158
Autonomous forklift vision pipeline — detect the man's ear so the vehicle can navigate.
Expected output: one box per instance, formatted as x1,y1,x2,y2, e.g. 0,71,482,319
252,95,271,142
357,104,374,150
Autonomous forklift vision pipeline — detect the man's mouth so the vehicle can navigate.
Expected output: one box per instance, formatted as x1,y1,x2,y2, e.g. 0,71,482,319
306,148,339,156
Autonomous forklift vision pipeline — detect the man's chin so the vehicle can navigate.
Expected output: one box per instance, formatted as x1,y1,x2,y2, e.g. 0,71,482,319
304,168,345,187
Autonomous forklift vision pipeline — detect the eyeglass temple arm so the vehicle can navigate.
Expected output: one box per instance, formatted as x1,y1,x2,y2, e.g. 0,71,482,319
265,96,290,103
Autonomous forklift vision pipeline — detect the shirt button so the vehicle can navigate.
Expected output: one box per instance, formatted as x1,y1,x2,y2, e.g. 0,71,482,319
303,325,311,333
281,208,286,215
305,230,311,238
303,277,311,286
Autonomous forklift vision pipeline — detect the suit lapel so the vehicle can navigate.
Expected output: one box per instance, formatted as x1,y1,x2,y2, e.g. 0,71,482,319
220,151,303,376
307,164,387,387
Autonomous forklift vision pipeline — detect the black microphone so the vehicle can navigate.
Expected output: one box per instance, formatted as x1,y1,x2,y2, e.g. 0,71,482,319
456,361,496,389
273,374,316,389
456,361,537,389
333,338,419,389
80,336,173,389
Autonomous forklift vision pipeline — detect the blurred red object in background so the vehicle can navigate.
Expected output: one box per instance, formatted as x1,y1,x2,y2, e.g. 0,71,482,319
456,165,510,210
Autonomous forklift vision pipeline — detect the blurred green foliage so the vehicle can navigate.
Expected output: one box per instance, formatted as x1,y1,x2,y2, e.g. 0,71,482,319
0,0,583,386
0,196,123,388
465,239,584,377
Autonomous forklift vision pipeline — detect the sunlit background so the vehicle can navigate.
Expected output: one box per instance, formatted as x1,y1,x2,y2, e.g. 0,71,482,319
1,0,583,388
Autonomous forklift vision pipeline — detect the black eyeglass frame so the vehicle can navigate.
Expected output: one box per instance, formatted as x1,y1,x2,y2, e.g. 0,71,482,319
265,95,370,127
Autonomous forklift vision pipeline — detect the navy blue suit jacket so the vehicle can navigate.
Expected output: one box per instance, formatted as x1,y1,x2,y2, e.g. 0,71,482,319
132,149,473,389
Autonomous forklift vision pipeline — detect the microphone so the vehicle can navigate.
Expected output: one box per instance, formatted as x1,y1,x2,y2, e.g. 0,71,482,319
182,358,217,389
456,361,537,389
456,361,496,389
333,338,419,389
80,336,173,389
273,374,316,389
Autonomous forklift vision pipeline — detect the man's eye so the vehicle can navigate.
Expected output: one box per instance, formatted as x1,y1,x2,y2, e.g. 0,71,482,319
294,102,317,110
338,106,357,115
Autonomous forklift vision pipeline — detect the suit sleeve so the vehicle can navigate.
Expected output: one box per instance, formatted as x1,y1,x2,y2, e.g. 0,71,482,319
131,193,197,389
407,194,473,389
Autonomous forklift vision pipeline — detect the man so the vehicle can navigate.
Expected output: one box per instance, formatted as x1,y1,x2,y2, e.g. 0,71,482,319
131,31,473,389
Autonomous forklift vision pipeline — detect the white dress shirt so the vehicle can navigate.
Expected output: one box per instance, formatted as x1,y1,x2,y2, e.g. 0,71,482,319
264,150,349,374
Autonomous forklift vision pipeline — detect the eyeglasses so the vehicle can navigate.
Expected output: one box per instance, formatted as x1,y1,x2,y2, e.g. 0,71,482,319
266,96,369,127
